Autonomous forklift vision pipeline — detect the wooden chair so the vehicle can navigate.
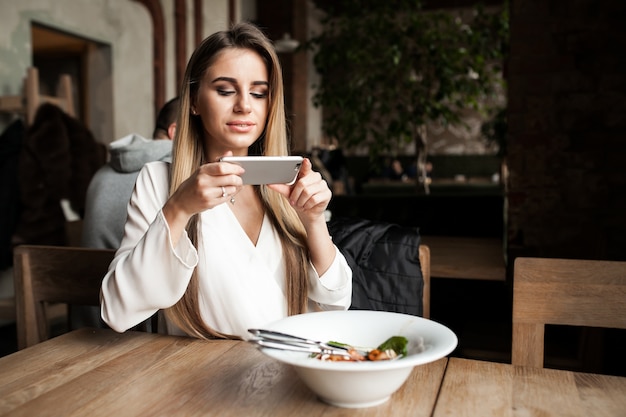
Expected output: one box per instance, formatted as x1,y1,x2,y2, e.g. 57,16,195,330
0,66,75,125
13,244,115,349
511,256,626,368
419,245,431,319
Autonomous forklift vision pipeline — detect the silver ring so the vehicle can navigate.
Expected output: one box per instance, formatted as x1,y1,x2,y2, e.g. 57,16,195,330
221,186,227,198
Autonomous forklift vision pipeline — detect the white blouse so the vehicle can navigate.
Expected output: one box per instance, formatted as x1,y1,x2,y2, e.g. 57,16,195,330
100,161,352,338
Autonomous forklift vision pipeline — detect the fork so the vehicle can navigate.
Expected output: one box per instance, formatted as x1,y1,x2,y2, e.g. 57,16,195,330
247,329,356,356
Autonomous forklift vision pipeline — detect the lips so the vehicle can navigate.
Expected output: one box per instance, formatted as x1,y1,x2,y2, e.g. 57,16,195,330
227,121,256,133
227,121,254,127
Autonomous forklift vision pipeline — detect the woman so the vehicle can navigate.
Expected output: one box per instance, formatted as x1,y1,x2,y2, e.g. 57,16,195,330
100,22,352,339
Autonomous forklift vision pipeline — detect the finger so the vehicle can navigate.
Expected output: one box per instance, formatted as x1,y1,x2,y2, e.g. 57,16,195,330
267,159,319,204
267,183,291,198
200,162,245,180
225,184,241,197
294,180,329,210
297,157,313,178
290,169,324,203
215,181,244,197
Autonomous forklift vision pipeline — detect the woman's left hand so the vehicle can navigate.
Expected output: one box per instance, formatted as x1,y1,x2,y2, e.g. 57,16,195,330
268,158,331,227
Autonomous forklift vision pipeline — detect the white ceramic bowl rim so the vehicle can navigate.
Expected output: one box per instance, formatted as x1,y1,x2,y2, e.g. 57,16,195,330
257,310,458,372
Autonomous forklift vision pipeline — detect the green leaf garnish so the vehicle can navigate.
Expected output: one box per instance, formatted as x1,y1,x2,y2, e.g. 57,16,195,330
377,336,408,357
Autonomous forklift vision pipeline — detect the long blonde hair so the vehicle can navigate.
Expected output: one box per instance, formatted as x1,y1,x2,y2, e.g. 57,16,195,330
166,22,309,339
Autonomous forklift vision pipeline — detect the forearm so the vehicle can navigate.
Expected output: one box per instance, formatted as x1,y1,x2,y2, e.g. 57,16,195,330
303,215,336,276
307,246,353,310
162,198,193,247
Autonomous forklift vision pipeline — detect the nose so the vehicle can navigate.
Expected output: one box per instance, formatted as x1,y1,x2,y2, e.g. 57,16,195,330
234,93,251,113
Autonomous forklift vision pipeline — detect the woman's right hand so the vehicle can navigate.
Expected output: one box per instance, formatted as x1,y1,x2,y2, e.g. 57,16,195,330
162,156,244,245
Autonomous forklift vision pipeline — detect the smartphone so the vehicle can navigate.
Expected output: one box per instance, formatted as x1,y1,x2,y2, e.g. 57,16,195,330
220,156,304,185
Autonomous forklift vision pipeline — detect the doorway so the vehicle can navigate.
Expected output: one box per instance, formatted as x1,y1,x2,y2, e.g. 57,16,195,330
31,23,113,143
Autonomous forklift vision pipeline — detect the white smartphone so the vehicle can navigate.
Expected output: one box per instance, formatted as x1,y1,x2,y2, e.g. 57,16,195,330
220,156,304,185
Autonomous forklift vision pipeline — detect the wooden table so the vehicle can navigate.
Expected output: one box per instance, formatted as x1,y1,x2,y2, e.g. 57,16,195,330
420,236,506,281
437,358,626,416
1,329,625,416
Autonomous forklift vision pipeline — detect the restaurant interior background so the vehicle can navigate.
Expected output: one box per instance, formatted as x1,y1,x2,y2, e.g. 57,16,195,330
0,0,624,376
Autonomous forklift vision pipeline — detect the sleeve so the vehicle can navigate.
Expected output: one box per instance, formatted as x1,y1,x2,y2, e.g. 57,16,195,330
100,162,199,332
81,166,125,249
307,246,352,310
81,170,107,248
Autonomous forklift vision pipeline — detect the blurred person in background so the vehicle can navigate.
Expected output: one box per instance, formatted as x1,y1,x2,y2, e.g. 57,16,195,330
81,97,179,249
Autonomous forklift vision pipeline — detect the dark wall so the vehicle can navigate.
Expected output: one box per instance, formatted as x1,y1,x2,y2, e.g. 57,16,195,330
329,194,504,238
506,0,626,261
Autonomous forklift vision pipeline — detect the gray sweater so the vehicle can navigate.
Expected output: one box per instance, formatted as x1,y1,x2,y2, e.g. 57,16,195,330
81,134,172,249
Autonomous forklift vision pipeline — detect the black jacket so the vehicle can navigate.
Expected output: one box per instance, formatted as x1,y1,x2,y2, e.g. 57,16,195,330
0,119,24,268
327,217,424,316
13,103,105,247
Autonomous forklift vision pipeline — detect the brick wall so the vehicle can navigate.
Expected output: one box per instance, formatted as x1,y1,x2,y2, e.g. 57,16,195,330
507,0,626,261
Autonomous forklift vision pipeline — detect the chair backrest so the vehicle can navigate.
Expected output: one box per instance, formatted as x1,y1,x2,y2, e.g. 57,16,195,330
511,256,626,368
418,245,431,319
0,67,75,125
13,244,115,349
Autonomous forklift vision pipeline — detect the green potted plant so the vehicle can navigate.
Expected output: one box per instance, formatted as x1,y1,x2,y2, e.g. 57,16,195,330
307,0,509,192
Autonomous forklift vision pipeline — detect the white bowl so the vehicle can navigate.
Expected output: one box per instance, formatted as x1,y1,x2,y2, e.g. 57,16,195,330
255,310,457,408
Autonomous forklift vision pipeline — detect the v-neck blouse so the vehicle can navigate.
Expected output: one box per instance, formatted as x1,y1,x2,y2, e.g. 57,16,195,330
100,161,352,338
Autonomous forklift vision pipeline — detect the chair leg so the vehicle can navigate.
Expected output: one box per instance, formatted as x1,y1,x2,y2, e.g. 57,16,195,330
512,322,545,367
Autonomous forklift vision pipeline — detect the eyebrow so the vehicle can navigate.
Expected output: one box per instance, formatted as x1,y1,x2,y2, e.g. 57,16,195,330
211,76,269,86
